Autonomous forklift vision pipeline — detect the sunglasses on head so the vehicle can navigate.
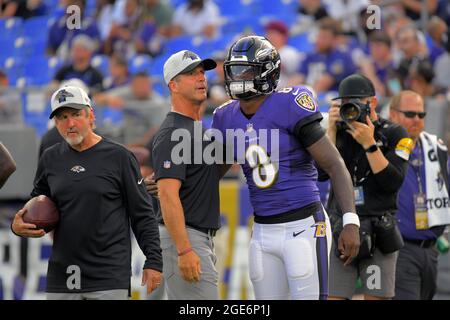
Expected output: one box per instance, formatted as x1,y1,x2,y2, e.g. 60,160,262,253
394,109,427,119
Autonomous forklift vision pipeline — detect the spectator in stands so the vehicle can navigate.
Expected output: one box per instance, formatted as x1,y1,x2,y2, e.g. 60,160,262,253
141,0,174,38
170,0,220,39
389,90,450,300
395,25,430,88
290,18,356,94
322,0,368,37
384,11,412,48
292,0,329,35
47,0,101,59
427,16,448,65
407,59,445,98
95,0,117,42
0,0,46,19
265,20,301,89
94,71,169,145
400,0,438,21
104,0,141,56
434,29,450,89
103,53,130,90
0,70,23,125
52,35,104,93
134,20,162,58
134,0,174,57
360,31,399,98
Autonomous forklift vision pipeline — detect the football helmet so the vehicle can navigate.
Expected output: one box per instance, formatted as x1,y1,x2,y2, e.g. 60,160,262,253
224,36,281,100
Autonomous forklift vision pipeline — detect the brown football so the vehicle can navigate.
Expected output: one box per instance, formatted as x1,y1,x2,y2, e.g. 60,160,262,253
23,195,59,232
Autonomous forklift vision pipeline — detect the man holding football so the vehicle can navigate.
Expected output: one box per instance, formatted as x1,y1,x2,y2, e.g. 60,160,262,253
11,85,162,300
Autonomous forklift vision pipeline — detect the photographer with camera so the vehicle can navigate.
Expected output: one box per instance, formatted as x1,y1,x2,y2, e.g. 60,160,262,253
323,74,412,300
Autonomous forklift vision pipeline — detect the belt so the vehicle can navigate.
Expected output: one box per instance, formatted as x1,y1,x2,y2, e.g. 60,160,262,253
160,223,217,237
405,239,436,248
188,225,217,237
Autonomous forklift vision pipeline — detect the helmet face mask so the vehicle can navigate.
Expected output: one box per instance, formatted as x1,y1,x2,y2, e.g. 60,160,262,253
224,36,281,100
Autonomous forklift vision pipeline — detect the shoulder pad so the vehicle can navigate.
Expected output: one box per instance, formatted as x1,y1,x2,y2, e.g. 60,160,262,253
213,100,234,114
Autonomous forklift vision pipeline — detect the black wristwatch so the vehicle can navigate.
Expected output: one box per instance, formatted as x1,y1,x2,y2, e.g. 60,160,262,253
365,144,378,153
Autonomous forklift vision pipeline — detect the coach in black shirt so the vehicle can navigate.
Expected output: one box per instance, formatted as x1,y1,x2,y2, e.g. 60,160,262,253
151,50,219,300
12,85,162,299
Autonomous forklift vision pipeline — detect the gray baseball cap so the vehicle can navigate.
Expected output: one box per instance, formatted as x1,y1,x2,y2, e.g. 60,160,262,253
50,85,91,119
163,50,216,85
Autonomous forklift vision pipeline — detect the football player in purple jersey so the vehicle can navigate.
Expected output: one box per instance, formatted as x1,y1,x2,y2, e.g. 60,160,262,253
212,36,360,300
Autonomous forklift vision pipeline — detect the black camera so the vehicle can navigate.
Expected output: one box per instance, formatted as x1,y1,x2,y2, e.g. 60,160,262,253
373,213,404,254
336,99,370,130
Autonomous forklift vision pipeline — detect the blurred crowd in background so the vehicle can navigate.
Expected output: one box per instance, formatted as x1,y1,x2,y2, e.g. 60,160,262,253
0,0,449,146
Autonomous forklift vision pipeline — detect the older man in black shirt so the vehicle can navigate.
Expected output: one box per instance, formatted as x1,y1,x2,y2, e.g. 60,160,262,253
12,85,162,299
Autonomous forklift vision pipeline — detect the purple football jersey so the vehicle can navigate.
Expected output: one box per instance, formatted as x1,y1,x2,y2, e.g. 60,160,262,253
212,86,322,216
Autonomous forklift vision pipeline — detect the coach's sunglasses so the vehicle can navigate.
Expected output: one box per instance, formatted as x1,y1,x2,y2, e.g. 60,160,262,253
392,109,427,119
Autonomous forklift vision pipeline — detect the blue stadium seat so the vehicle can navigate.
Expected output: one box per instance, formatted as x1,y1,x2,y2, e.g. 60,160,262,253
288,32,314,54
0,37,27,58
2,57,24,84
128,55,152,75
23,58,50,85
91,55,110,77
23,16,51,38
22,56,62,85
25,37,48,56
148,54,168,77
97,108,124,126
221,15,263,36
257,0,297,16
164,36,198,55
0,17,23,39
216,0,255,17
169,0,187,7
152,78,169,97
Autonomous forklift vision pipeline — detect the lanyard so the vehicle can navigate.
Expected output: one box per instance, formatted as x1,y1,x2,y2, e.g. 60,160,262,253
411,140,424,194
352,149,371,185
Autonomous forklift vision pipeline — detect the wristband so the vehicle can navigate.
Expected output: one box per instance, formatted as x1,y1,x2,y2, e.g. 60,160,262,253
364,144,378,153
343,212,360,227
178,247,193,257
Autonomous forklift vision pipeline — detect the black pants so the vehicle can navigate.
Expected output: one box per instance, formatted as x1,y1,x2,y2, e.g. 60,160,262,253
394,241,439,300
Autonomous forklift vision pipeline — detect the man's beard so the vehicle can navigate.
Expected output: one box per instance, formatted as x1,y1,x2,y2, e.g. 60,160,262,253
64,132,84,146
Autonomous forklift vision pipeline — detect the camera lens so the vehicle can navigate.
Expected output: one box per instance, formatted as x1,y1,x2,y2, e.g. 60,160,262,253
340,102,361,122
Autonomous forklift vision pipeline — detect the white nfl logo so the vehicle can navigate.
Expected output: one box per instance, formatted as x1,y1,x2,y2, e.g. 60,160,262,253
163,161,171,169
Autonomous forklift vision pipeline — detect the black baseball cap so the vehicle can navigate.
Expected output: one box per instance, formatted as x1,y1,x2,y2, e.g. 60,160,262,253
332,74,376,100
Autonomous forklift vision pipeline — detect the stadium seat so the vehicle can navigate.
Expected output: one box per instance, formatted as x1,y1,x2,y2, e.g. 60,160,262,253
221,15,263,36
288,32,315,54
216,0,255,17
257,0,297,16
91,55,110,77
148,54,168,77
23,16,51,38
164,35,198,55
2,57,24,85
0,17,23,39
128,55,152,75
152,78,169,97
